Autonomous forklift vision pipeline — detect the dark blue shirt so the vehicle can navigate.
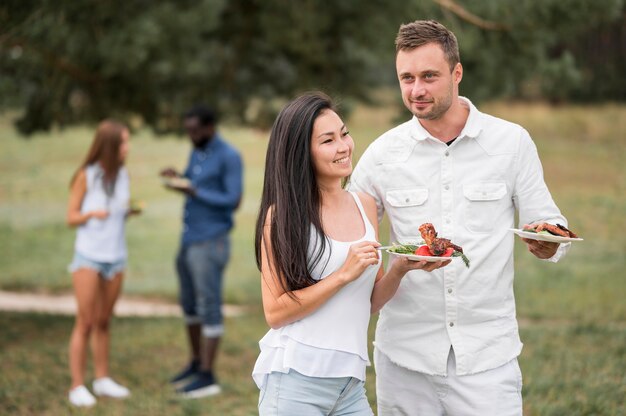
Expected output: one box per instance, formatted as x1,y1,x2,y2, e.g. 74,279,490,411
181,134,243,246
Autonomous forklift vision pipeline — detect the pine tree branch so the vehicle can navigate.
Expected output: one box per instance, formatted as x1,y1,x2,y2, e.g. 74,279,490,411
432,0,509,31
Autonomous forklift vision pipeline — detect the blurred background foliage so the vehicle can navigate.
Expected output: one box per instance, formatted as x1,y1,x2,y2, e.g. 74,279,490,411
1,0,624,136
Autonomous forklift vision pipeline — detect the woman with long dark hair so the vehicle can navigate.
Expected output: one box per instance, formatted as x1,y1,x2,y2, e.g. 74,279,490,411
252,92,444,414
66,120,138,407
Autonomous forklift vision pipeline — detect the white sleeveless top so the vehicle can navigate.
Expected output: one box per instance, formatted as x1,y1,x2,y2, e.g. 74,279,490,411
75,164,129,262
252,192,381,389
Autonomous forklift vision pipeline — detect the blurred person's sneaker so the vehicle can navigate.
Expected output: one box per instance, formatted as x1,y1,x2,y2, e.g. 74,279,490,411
177,371,221,399
92,377,130,399
170,359,200,387
68,385,97,407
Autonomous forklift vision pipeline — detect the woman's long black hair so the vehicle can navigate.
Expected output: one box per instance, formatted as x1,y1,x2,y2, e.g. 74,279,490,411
254,92,335,297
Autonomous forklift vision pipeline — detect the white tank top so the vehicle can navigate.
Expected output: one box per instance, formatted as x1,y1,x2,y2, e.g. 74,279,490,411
252,192,381,388
75,164,129,262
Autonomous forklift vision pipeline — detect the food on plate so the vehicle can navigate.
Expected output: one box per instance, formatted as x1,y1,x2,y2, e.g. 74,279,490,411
418,223,463,255
129,199,145,213
386,243,421,255
418,222,469,267
415,245,454,257
385,223,470,268
522,223,578,238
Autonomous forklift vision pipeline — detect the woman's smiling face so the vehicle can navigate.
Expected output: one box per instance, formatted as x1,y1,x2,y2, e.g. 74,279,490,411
310,109,354,183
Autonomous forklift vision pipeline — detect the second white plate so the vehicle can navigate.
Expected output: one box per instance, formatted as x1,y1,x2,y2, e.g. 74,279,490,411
510,228,583,243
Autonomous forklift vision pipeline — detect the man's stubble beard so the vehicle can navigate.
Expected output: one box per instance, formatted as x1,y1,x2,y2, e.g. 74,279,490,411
413,82,454,121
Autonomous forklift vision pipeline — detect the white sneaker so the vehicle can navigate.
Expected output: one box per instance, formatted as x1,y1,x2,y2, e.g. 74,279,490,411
68,385,97,407
92,377,131,399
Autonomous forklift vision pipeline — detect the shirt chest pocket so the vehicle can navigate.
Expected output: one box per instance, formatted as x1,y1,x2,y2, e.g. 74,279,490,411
463,182,508,233
385,188,429,239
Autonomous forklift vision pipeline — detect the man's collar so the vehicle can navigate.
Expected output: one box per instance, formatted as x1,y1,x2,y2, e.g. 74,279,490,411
409,97,482,142
457,97,482,139
196,133,220,151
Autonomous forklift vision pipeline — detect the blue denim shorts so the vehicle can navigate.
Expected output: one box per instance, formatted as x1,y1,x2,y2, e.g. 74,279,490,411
68,252,126,280
259,370,373,415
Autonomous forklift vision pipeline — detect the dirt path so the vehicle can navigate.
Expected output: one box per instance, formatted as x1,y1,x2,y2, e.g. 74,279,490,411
3,290,623,330
0,290,245,318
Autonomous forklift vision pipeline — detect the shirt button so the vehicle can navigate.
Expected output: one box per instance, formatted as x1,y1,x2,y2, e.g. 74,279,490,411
447,288,452,294
449,322,454,327
193,166,202,174
444,151,450,157
444,185,450,190
446,219,451,224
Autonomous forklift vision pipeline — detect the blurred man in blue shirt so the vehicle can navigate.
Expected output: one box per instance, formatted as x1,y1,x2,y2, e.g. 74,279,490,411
161,104,243,398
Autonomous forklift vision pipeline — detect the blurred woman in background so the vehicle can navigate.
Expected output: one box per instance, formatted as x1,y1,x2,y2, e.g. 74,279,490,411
66,120,138,407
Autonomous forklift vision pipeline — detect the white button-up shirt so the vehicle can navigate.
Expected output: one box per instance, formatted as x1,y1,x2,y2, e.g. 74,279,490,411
350,97,569,376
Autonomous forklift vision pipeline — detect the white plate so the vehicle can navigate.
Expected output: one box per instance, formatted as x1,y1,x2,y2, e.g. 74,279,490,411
387,250,457,262
162,177,191,188
510,228,583,243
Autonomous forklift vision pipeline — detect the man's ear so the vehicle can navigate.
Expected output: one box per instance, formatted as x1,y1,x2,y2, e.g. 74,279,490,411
454,63,463,84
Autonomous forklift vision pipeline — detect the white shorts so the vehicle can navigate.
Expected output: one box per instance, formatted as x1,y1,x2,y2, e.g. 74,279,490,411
374,347,522,416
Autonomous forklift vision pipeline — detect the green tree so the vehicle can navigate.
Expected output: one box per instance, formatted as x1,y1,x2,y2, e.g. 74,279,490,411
426,0,625,102
1,0,228,134
1,0,624,136
0,0,409,134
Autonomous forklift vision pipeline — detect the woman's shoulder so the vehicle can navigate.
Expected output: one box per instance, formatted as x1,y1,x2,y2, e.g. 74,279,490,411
81,163,100,180
352,191,378,226
353,191,376,210
72,168,88,185
69,168,88,196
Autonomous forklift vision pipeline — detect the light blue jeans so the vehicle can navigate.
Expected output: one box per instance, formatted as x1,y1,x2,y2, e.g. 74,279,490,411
176,236,230,337
259,369,373,416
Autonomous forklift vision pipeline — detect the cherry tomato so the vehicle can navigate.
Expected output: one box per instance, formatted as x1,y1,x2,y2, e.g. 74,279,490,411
414,246,454,257
415,245,433,256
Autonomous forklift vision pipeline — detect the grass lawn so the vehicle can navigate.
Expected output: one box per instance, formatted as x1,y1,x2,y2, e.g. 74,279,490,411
1,96,625,414
0,313,623,415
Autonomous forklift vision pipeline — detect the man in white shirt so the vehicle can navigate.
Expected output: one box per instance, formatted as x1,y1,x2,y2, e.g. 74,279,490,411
350,20,570,415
